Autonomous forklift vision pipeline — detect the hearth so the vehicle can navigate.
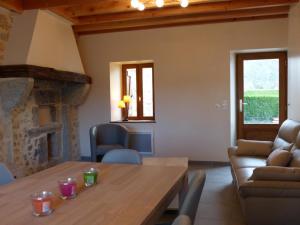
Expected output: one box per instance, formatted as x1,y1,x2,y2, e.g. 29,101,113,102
0,65,91,177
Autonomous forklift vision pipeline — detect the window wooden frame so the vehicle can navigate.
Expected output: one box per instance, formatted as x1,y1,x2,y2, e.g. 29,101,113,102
122,63,155,121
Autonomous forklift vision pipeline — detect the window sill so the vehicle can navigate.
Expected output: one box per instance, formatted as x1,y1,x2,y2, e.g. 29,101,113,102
110,120,156,124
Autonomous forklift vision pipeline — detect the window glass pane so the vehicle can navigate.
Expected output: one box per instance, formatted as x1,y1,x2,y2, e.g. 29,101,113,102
142,67,154,117
126,68,137,117
243,59,279,124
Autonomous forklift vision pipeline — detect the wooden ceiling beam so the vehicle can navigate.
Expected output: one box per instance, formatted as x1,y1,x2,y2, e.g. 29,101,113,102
50,8,79,23
73,5,290,34
0,0,23,13
75,0,297,24
23,0,109,9
65,0,298,18
23,0,228,10
75,14,288,35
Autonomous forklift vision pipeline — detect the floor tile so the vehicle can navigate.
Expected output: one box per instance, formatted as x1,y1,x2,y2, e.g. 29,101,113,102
191,165,246,225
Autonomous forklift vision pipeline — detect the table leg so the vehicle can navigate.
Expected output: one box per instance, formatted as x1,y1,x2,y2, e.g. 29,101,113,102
178,173,189,208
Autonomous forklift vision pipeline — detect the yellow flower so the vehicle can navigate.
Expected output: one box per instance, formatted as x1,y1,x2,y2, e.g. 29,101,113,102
118,100,126,108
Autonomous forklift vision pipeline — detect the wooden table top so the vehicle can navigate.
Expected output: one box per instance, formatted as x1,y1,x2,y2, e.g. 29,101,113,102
143,157,189,168
0,161,187,225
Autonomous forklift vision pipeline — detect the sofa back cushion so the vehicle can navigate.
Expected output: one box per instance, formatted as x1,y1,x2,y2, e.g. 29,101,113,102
273,119,300,150
266,149,292,166
236,139,273,157
290,132,300,167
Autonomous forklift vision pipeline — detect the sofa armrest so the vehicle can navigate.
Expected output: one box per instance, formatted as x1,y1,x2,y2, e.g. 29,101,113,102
236,139,273,157
228,146,238,157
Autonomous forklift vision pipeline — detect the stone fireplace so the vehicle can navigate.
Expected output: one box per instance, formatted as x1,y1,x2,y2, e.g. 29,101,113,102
0,65,91,177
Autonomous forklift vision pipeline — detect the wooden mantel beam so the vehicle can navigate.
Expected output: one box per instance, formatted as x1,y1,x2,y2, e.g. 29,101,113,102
0,0,23,13
73,5,290,34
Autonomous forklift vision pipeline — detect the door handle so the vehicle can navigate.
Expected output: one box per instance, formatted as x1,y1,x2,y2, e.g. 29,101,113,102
239,99,248,112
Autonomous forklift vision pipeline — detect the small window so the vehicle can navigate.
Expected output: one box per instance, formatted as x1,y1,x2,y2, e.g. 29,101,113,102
122,63,155,120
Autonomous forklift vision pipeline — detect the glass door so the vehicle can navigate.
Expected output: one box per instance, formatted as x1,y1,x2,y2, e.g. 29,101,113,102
236,52,287,140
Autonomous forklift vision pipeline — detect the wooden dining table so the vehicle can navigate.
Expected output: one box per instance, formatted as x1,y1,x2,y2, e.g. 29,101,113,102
0,161,187,225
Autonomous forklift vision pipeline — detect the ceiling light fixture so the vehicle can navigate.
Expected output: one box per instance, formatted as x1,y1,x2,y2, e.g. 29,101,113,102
137,2,145,11
180,0,189,8
131,0,139,8
131,0,189,10
156,0,164,8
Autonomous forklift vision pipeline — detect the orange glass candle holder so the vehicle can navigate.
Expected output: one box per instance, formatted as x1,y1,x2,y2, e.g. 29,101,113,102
31,191,53,216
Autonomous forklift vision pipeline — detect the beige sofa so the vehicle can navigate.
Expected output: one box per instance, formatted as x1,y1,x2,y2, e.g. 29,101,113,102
228,119,300,225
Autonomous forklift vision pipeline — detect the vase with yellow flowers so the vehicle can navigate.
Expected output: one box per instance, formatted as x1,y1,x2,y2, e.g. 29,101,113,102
118,95,131,121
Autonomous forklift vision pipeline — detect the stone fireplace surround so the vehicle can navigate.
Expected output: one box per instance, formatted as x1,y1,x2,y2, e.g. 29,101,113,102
0,65,91,177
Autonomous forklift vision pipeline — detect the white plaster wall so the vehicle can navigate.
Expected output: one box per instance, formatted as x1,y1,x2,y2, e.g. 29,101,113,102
109,62,122,121
78,18,288,161
4,10,84,74
288,2,300,120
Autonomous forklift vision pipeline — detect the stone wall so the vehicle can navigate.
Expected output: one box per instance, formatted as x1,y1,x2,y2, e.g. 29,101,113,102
0,8,13,64
0,77,90,177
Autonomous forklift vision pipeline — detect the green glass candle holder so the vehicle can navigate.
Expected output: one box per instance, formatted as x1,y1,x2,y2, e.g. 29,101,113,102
83,168,98,187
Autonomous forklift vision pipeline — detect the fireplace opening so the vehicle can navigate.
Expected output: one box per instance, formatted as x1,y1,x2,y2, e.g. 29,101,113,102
47,133,55,161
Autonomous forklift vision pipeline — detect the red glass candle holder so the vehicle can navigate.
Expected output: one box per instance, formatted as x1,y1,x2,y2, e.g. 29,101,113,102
31,191,53,216
58,178,77,199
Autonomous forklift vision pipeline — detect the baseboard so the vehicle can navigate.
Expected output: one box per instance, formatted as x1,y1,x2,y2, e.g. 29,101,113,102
189,160,230,167
81,156,91,162
81,156,230,167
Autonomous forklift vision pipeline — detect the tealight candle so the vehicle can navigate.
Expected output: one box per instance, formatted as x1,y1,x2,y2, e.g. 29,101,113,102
83,168,98,187
58,177,77,199
31,191,53,216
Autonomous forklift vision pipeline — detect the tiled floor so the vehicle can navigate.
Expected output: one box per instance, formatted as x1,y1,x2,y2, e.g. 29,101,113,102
191,165,246,225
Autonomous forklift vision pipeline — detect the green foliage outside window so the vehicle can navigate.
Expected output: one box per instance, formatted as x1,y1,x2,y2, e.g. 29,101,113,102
244,90,279,123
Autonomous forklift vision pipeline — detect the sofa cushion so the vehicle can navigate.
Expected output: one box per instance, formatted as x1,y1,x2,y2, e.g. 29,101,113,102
250,166,300,181
273,138,293,151
230,155,266,169
290,132,300,167
236,139,273,157
273,119,300,150
266,149,292,167
290,149,300,167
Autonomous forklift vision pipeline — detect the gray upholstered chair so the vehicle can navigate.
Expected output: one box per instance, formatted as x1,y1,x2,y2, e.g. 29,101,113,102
0,163,15,185
172,215,191,225
102,149,142,165
158,170,206,225
179,170,206,224
89,124,129,162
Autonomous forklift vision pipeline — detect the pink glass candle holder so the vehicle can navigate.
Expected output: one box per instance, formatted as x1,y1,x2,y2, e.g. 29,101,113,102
31,191,53,216
58,177,77,199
